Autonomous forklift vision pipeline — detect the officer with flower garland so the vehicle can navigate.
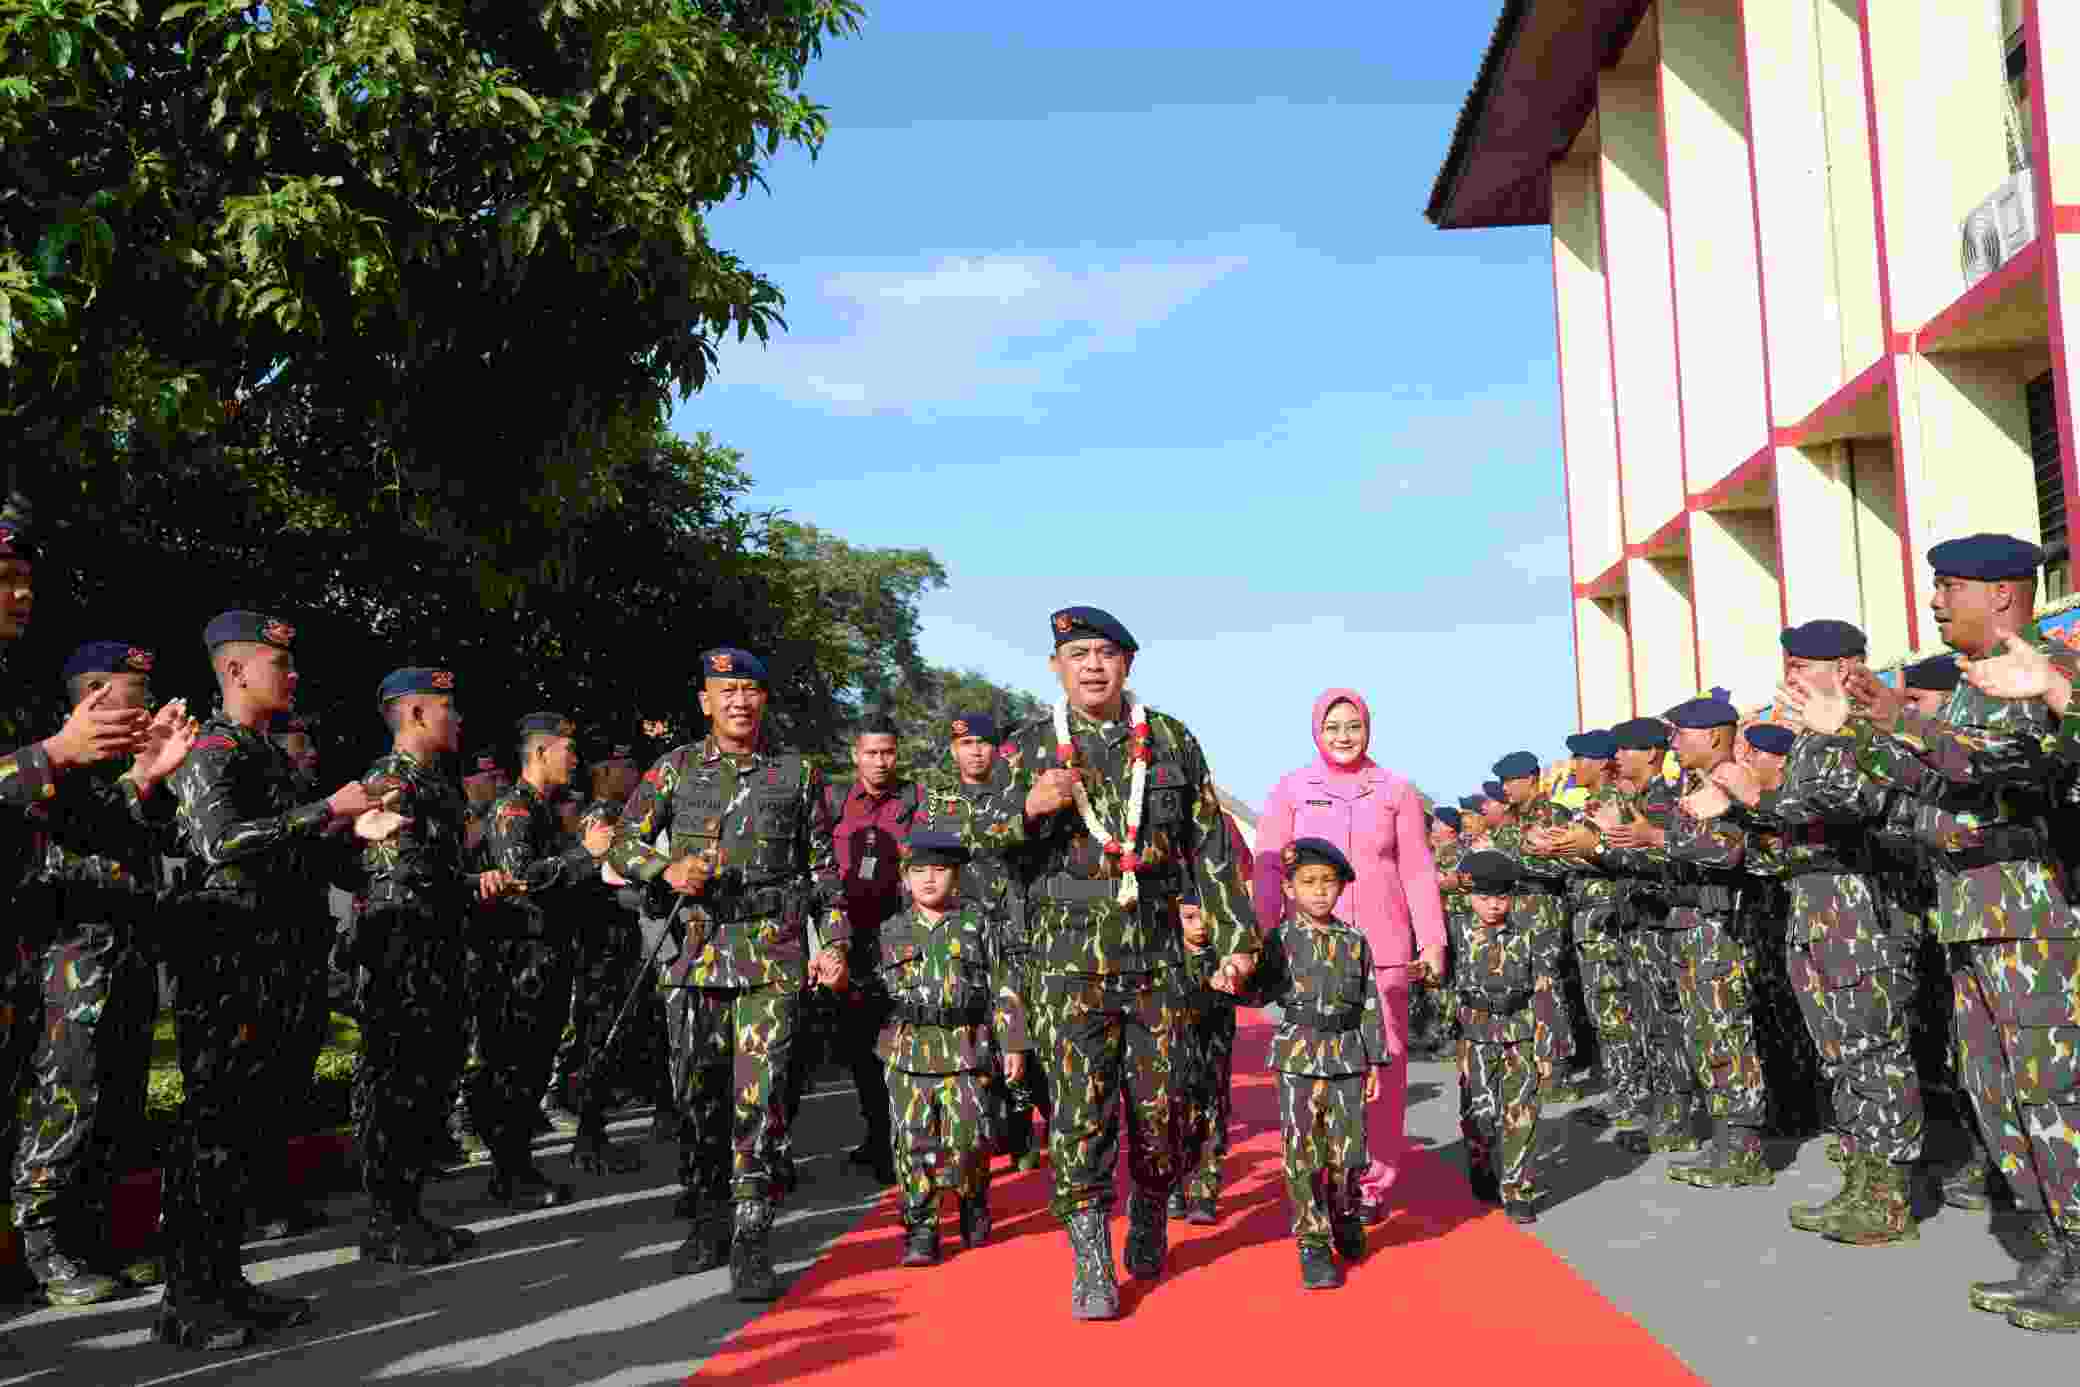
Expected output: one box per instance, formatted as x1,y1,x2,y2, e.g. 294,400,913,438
953,606,1258,1321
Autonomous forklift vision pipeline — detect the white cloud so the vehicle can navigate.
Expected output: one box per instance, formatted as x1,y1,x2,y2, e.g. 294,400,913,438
1502,533,1573,582
710,236,1268,417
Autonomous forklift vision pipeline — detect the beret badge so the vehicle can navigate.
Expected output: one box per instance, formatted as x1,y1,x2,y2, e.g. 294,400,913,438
126,648,154,672
264,619,295,647
711,652,733,674
1053,612,1073,633
431,669,455,690
950,719,969,737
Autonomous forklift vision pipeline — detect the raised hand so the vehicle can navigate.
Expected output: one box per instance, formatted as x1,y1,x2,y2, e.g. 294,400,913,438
1710,761,1763,808
1842,665,1903,725
131,699,199,786
45,682,150,770
1964,634,2070,713
354,808,411,842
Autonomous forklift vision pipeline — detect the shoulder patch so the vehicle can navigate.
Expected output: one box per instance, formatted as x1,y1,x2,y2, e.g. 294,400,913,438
497,802,531,820
192,735,236,753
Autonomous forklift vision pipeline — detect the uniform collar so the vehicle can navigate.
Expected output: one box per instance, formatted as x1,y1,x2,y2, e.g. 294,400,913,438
701,734,765,767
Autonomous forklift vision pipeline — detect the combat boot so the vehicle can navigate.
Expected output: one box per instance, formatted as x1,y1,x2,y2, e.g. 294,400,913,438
1666,1120,1728,1186
1122,1189,1168,1280
1298,1242,1343,1289
958,1195,992,1250
728,1200,780,1302
1167,1189,1188,1220
488,1164,574,1210
1824,1158,1917,1245
669,1199,731,1276
1971,1216,2067,1314
570,1129,642,1176
1789,1151,1869,1234
1065,1207,1120,1320
1466,1158,1501,1205
1619,1097,1699,1156
152,1299,255,1352
1678,1124,1775,1189
1942,1153,1995,1211
539,1089,579,1131
1823,1133,1845,1166
224,1277,316,1331
1002,1111,1033,1163
1504,1200,1539,1225
1331,1210,1365,1263
901,1201,940,1266
23,1229,120,1308
1186,1195,1219,1226
358,1208,451,1268
2006,1231,2080,1333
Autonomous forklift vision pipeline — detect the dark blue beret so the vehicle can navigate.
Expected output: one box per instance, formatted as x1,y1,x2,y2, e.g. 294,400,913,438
1282,836,1355,882
1492,751,1540,781
378,667,456,703
1460,850,1518,893
1667,697,1739,729
1781,619,1867,660
1902,655,1963,693
1456,795,1485,812
519,711,576,740
905,829,970,867
700,647,768,684
1432,806,1463,830
1566,730,1617,760
1612,717,1670,751
948,711,998,743
62,641,154,686
1480,781,1505,802
1744,724,1795,755
1928,533,2043,581
204,609,296,651
1050,605,1138,652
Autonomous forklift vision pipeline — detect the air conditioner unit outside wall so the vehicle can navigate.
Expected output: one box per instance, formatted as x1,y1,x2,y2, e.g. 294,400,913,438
1962,166,2038,288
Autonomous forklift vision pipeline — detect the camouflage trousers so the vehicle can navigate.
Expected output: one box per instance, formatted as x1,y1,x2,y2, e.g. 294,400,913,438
1631,926,1700,1108
1575,904,1645,1110
887,1067,991,1207
1950,937,2080,1234
1458,1034,1541,1202
11,916,156,1235
1671,911,1766,1127
466,931,576,1173
1177,1001,1237,1202
667,984,798,1205
1043,976,1184,1221
1750,918,1826,1137
352,907,469,1201
1278,1071,1366,1247
0,942,41,1173
1782,874,1924,1163
162,899,309,1305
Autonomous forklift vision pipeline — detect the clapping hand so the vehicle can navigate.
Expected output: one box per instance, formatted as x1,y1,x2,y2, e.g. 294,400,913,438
1777,675,1851,735
1710,761,1764,808
354,807,411,842
811,946,850,991
46,683,151,770
1682,778,1733,821
1842,665,1904,724
1004,1051,1027,1084
131,699,199,788
1964,634,2071,713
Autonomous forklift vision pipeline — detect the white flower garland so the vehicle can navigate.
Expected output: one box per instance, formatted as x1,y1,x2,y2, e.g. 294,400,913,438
1053,690,1151,907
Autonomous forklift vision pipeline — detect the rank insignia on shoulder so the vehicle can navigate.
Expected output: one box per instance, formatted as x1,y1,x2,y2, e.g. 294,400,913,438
193,735,236,753
498,802,531,820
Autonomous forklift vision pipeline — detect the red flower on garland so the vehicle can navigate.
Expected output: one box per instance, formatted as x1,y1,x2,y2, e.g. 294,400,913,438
1132,722,1150,740
1119,852,1141,874
1131,743,1153,764
1103,839,1122,856
1056,743,1075,763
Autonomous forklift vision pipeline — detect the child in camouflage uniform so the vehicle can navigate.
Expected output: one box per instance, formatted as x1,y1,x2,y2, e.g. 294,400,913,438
872,830,1030,1267
1453,849,1565,1225
1227,837,1390,1291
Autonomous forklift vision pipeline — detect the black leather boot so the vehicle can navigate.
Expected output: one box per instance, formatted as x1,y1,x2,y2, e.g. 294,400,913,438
1122,1188,1168,1280
669,1197,731,1276
958,1195,992,1249
2007,1231,2080,1333
729,1200,780,1302
1970,1215,2067,1314
1065,1208,1120,1320
1299,1241,1343,1289
902,1202,940,1267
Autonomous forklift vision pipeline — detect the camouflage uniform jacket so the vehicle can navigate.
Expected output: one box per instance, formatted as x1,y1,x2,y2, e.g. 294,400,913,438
954,705,1255,979
481,777,603,937
170,711,338,905
358,749,471,915
916,759,1021,947
872,901,1028,1075
1488,801,1576,933
1660,768,1749,913
1447,906,1564,1047
1561,786,1625,907
27,762,179,908
1239,916,1389,1077
1433,839,1469,919
604,734,843,990
1842,682,2074,943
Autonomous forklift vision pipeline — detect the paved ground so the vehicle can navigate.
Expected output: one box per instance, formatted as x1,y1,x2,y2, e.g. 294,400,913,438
8,1055,2079,1385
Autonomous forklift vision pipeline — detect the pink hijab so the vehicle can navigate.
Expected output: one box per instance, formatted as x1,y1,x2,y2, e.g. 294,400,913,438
1312,688,1373,778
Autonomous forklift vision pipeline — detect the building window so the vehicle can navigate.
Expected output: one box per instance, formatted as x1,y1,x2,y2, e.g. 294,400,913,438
2027,371,2070,601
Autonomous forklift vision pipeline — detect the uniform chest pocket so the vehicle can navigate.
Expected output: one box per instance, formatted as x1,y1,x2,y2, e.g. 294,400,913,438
752,790,798,838
1146,764,1187,827
880,940,924,979
674,787,728,840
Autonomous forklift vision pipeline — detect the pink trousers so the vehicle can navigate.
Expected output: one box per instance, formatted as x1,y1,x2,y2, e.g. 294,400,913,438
1357,972,1411,1207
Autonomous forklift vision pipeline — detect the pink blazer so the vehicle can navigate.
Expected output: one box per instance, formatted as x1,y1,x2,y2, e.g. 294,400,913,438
1252,765,1445,974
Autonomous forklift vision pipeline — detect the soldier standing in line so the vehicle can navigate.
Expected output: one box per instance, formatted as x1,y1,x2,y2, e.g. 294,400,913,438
916,712,1050,1169
871,829,1030,1266
163,611,393,1350
1442,849,1564,1224
1485,751,1580,1102
444,754,506,1163
1786,534,2080,1331
606,647,848,1301
350,668,512,1264
11,643,195,1307
947,607,1258,1322
1222,837,1390,1286
474,713,616,1202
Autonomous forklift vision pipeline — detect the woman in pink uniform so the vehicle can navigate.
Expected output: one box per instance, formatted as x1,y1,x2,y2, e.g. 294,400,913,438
1253,688,1446,1218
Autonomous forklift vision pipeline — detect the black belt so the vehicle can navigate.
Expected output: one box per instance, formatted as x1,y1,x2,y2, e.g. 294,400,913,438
893,1001,987,1029
1938,825,2048,872
1510,878,1566,897
1283,1005,1362,1034
1460,988,1532,1015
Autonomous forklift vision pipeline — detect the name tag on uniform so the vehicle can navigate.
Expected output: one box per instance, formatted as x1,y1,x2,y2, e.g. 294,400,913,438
1305,799,1332,807
859,854,877,879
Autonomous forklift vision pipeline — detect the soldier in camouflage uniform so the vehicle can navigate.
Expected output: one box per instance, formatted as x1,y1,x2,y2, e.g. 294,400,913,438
11,642,192,1307
916,711,1051,1170
1485,751,1580,1100
950,607,1258,1321
164,611,394,1349
1226,838,1389,1288
349,667,508,1265
606,647,847,1302
870,830,1030,1265
1407,806,1466,1055
444,754,508,1162
1649,696,1773,1189
474,712,617,1201
1447,850,1563,1225
1170,809,1250,1223
1787,534,2080,1331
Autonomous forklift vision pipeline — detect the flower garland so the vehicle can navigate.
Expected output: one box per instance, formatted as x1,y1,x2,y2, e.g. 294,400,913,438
1053,690,1152,907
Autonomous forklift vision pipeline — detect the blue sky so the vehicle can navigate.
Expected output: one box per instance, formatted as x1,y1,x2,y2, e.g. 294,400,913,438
669,1,1581,810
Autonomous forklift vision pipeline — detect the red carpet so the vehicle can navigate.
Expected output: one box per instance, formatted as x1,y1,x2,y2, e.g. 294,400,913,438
695,1023,1702,1385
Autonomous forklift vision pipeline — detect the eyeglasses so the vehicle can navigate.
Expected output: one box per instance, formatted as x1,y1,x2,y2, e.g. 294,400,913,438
1321,722,1365,736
